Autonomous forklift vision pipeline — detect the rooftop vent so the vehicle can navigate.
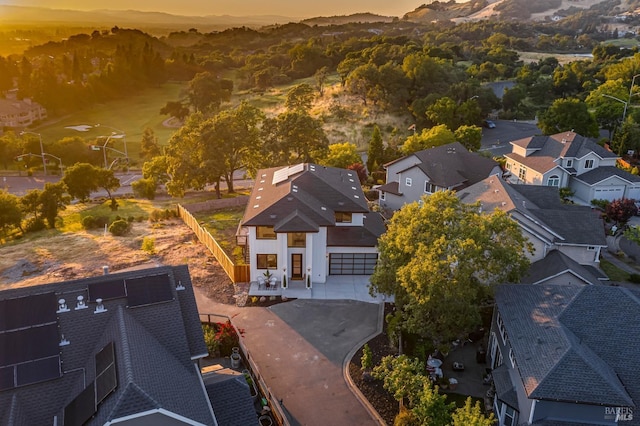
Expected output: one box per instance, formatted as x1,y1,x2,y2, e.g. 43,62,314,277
57,298,69,313
103,265,109,275
256,196,261,200
176,280,185,291
75,295,87,310
94,298,107,314
494,189,499,193
253,204,259,209
59,334,70,347
501,202,507,207
561,138,567,143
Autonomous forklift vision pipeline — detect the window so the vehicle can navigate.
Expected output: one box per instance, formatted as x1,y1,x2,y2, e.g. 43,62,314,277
587,246,596,251
497,312,507,344
509,348,517,368
585,159,594,169
425,182,438,194
566,159,573,168
257,254,277,269
256,226,276,239
518,166,527,181
547,175,560,187
288,232,306,247
506,162,511,170
335,212,352,223
504,405,518,426
405,177,412,187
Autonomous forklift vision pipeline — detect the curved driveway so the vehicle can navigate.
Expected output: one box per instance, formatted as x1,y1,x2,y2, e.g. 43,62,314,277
193,289,383,426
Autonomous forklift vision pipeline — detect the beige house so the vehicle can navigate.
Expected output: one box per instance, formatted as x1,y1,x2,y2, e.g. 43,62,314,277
0,91,47,128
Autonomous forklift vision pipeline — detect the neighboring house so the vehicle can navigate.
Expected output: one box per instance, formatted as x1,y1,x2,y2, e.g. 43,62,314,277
489,284,640,426
458,177,606,267
378,142,502,212
0,265,232,426
239,163,385,285
0,91,47,128
504,131,640,203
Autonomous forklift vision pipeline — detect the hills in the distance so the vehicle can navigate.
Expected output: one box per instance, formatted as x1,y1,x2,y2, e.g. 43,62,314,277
0,0,637,31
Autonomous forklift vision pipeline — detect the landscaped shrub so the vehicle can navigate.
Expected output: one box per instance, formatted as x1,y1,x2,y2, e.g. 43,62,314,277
212,321,240,356
82,215,96,229
108,219,130,236
141,236,156,254
202,324,220,356
629,273,640,283
24,218,45,233
132,177,157,200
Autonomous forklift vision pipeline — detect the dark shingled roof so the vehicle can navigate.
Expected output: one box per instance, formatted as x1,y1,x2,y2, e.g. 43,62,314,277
492,364,519,409
409,142,499,189
522,250,601,285
458,177,606,247
327,212,386,247
0,265,217,426
495,284,640,408
243,163,369,228
377,181,401,195
573,166,640,185
205,375,258,426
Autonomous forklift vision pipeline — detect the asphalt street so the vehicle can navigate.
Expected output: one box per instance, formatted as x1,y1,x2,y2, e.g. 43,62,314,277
479,119,540,157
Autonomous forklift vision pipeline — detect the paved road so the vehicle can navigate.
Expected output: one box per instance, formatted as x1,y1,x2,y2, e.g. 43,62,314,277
0,172,142,197
479,119,540,157
194,290,384,426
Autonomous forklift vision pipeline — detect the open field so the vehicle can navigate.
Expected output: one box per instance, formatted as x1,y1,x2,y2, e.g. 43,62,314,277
193,206,246,263
31,81,187,162
518,51,594,65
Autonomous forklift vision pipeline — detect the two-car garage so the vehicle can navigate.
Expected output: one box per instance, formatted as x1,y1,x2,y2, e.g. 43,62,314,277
328,253,378,275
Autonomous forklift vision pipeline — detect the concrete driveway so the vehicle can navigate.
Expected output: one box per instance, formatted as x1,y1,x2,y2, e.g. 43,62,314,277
194,290,384,426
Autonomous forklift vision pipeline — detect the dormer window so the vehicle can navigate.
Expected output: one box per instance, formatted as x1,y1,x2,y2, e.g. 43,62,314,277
256,226,276,239
585,159,594,169
566,159,573,168
335,212,352,223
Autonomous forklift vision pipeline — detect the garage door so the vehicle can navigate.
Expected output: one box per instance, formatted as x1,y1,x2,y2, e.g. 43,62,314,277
329,253,378,275
627,187,640,201
594,186,624,201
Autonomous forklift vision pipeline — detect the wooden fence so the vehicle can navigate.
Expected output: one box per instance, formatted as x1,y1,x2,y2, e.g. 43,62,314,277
177,204,250,283
200,313,289,426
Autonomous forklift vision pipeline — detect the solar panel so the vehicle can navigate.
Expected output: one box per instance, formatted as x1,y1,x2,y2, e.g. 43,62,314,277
0,323,59,366
0,292,57,332
95,342,115,374
96,363,117,404
272,166,289,185
288,163,304,176
64,382,96,426
126,274,174,307
88,279,127,302
16,355,60,386
0,365,15,391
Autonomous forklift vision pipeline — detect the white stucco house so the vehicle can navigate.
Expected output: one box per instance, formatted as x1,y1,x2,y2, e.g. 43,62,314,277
377,142,502,213
504,131,640,203
239,163,385,287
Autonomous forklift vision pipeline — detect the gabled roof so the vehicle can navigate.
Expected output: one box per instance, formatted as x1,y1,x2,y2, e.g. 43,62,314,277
573,166,640,185
242,164,369,228
506,132,618,175
0,265,215,426
327,212,386,247
458,178,606,247
495,284,640,407
204,374,258,426
377,181,401,195
522,250,602,285
398,142,499,189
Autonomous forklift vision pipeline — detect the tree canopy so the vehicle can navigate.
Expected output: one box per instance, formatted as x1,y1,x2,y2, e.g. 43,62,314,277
370,191,531,343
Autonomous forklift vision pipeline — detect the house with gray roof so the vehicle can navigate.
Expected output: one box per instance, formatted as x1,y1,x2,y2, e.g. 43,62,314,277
240,163,385,287
0,265,245,426
505,131,640,203
458,177,606,268
377,142,502,213
489,284,640,426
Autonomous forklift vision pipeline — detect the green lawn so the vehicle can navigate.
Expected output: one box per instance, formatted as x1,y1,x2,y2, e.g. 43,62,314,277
59,199,156,232
599,258,630,282
32,82,187,161
193,206,245,262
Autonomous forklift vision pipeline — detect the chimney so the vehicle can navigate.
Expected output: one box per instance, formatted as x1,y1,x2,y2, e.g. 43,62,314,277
94,298,107,314
75,295,87,310
57,298,69,313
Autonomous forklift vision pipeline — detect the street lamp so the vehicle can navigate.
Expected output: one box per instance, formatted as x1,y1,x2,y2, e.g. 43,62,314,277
20,131,46,176
66,124,128,169
97,134,126,169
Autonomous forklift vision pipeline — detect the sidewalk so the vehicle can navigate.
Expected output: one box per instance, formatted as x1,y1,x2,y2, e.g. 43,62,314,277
194,288,385,426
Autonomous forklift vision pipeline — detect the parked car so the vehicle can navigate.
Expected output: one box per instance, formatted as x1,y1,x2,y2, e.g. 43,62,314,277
483,120,496,129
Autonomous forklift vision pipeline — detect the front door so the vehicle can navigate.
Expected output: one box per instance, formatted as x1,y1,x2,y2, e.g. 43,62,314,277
291,254,303,279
